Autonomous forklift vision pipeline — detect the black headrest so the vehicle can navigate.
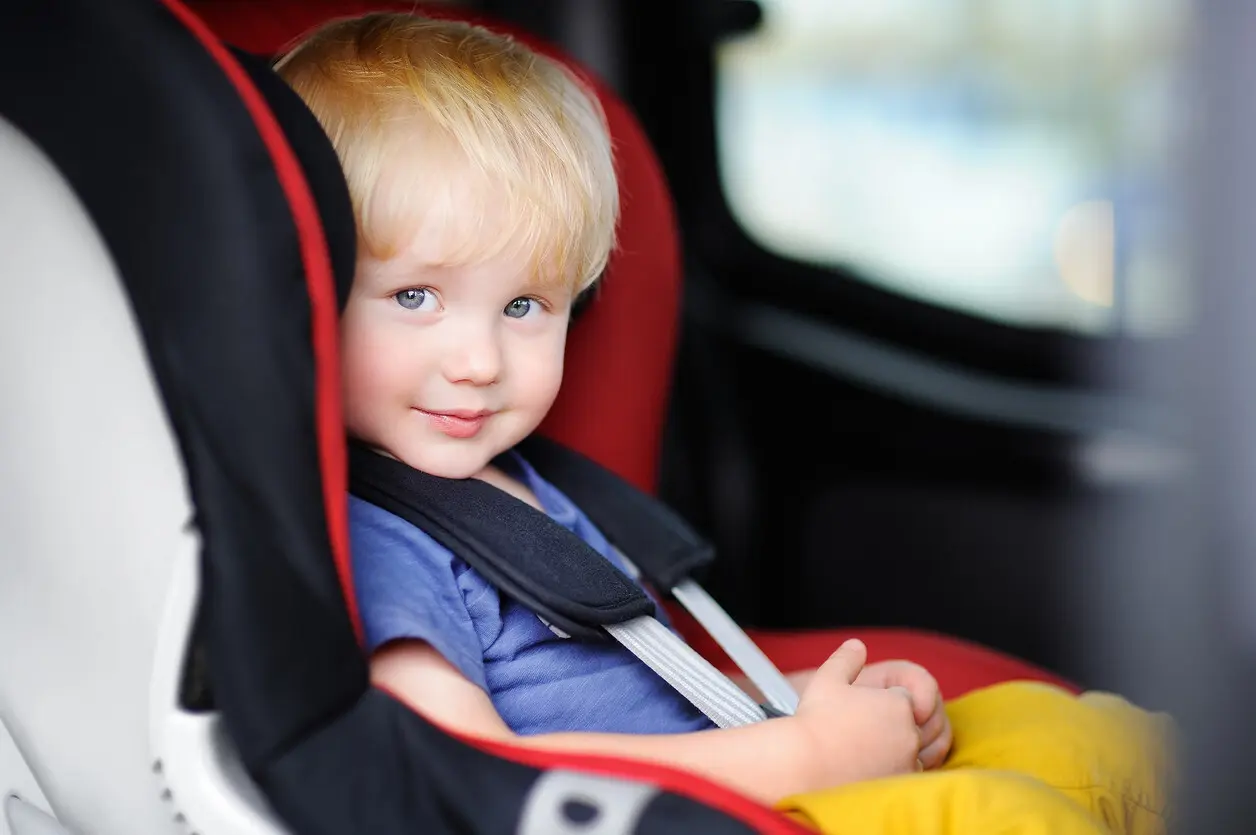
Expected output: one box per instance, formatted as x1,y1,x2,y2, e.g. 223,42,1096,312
230,47,357,311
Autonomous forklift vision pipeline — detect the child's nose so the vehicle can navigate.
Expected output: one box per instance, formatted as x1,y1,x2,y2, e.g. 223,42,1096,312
444,330,502,386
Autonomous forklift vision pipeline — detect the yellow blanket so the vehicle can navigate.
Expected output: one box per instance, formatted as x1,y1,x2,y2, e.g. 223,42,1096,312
777,681,1173,835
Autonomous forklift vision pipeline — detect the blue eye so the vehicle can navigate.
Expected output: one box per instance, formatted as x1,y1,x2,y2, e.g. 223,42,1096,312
504,297,534,319
395,288,429,310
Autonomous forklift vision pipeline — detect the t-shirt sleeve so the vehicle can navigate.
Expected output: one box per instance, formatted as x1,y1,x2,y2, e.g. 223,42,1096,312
348,496,492,691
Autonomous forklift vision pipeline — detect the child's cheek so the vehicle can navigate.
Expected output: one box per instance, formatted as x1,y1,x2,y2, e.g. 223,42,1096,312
534,334,567,405
339,318,398,431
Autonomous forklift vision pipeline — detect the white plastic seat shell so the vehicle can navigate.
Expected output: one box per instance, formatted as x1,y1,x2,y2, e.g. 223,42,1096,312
0,115,289,835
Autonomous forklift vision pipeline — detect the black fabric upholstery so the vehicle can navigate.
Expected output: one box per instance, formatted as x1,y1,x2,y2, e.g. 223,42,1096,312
264,690,756,835
230,47,358,311
179,46,359,713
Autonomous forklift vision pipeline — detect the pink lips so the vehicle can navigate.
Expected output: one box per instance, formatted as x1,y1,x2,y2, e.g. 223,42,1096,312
416,408,493,439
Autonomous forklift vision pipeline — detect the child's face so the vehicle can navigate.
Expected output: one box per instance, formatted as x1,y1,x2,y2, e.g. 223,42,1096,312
341,233,573,480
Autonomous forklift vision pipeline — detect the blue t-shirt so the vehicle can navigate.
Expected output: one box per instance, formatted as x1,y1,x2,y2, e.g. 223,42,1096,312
349,452,716,736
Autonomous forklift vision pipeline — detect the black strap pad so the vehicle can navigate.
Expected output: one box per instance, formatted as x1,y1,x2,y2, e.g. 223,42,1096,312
516,436,715,589
348,443,655,640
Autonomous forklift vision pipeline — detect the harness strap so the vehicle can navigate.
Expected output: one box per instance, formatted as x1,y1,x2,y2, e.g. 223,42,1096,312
516,436,715,589
514,438,799,714
613,551,799,718
349,438,800,727
669,580,800,715
604,617,767,728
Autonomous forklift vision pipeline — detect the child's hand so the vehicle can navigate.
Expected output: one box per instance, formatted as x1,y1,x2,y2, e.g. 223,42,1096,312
856,660,953,769
789,639,923,789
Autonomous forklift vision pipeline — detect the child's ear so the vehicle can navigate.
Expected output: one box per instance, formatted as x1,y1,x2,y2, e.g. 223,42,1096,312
569,275,602,325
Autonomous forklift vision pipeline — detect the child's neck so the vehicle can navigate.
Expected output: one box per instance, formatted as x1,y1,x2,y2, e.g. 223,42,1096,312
475,462,544,511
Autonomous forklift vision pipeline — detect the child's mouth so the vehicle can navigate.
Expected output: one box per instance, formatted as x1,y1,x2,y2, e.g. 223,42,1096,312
415,408,492,439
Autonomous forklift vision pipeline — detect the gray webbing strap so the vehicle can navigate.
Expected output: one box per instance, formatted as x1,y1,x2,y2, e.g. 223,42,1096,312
603,617,767,729
609,549,798,724
670,579,800,716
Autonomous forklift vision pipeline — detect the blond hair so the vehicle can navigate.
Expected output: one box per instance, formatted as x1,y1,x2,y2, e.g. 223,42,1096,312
276,12,617,291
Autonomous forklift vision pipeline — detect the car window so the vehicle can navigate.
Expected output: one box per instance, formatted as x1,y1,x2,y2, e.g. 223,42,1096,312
715,0,1189,335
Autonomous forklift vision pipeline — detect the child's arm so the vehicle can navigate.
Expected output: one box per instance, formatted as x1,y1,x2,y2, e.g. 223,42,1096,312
371,638,921,805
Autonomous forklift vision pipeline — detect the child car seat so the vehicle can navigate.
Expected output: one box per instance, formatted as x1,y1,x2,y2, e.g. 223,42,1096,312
0,2,809,833
189,0,1078,700
0,1,1073,834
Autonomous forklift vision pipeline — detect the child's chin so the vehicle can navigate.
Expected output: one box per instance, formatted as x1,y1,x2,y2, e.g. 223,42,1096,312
403,450,491,481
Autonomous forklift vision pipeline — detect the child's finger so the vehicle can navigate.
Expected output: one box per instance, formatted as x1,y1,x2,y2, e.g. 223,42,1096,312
816,639,868,685
917,698,947,743
893,667,940,726
918,716,954,770
887,684,914,703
